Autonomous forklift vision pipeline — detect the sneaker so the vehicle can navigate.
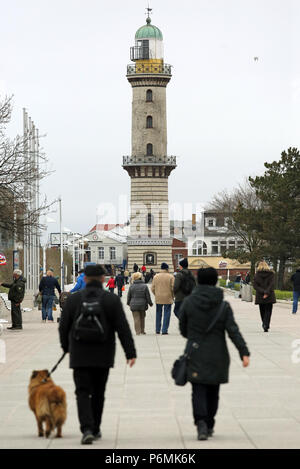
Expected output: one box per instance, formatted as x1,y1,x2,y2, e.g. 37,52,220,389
81,431,94,445
208,428,214,437
93,431,102,440
162,332,168,335
7,326,22,330
197,420,208,441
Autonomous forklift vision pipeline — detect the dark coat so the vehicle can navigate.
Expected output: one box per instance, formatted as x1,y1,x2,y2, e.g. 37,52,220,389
39,275,61,296
115,274,125,288
253,270,276,305
291,270,300,292
179,285,250,385
127,279,153,312
59,280,136,369
2,276,26,303
174,268,196,302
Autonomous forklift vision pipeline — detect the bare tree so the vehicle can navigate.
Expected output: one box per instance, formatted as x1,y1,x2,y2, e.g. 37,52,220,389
0,95,53,240
209,180,266,279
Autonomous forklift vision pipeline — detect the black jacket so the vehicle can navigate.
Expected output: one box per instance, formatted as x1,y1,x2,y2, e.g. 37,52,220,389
174,269,196,302
59,280,136,369
253,270,276,304
291,270,300,292
39,276,61,296
2,276,26,303
179,285,250,385
115,274,125,288
127,280,153,312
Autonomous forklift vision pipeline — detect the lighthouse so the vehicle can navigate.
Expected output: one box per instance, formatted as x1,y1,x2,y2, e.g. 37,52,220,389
123,11,177,273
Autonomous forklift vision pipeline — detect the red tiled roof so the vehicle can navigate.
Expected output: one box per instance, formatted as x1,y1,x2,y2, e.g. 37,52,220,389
90,224,125,233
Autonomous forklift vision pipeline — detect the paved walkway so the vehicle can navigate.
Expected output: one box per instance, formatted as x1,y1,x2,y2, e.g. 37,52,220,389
0,288,300,449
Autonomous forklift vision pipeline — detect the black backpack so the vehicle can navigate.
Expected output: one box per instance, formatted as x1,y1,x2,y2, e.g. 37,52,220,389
73,289,107,344
180,270,196,296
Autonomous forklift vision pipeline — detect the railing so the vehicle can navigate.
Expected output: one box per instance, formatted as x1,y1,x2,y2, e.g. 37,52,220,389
127,63,172,76
123,155,177,166
130,46,150,61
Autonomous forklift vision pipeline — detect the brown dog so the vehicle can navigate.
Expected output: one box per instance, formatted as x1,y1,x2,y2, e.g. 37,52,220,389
28,370,67,438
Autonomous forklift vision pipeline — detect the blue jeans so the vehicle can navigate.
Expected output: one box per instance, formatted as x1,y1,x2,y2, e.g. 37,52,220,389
293,291,300,314
42,295,55,321
156,304,172,334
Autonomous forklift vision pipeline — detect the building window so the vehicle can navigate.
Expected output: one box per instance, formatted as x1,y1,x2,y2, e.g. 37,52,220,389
146,116,153,128
146,89,153,102
98,247,104,260
205,218,216,228
237,241,245,250
220,241,227,255
192,240,207,256
174,254,184,268
147,143,153,156
211,241,219,255
228,240,236,251
147,213,154,227
110,247,116,261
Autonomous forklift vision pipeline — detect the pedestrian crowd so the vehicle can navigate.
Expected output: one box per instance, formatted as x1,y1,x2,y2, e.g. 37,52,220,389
1,259,299,444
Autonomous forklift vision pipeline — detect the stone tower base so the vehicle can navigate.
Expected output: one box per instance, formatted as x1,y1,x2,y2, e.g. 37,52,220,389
127,241,173,274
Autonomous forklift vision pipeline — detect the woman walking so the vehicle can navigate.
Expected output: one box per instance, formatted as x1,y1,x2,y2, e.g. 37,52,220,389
127,272,153,335
106,275,116,294
253,261,276,332
179,267,250,441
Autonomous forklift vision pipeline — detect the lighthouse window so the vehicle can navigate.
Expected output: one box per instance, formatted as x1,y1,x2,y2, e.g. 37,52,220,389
147,213,154,227
146,90,153,102
146,116,153,128
147,144,153,156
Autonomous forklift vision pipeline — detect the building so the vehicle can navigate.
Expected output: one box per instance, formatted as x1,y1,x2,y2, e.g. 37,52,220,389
188,211,250,277
172,238,188,272
123,11,177,273
85,224,128,273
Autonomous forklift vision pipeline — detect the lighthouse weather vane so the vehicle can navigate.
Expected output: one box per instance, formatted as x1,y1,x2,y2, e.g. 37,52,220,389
146,3,153,21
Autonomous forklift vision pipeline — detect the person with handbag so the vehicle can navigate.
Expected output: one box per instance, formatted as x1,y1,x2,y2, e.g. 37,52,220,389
178,267,250,441
127,272,153,335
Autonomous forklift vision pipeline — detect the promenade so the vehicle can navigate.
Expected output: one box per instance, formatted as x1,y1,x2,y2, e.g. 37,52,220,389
0,289,300,449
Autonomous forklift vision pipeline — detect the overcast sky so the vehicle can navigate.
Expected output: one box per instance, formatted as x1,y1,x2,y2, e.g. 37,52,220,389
1,0,299,238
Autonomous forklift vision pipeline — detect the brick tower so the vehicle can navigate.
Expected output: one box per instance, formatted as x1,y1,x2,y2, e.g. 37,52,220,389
123,12,176,273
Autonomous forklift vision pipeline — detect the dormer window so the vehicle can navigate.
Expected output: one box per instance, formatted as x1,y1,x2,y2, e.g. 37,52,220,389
206,218,216,228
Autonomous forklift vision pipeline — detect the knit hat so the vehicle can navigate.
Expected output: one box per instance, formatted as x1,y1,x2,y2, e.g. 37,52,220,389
179,258,188,269
84,265,106,277
161,263,169,270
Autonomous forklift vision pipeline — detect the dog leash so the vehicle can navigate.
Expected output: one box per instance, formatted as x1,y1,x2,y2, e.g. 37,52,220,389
47,352,67,378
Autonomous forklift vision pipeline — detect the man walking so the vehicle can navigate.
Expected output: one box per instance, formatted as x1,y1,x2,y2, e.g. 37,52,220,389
173,258,196,318
0,270,26,330
151,263,174,335
39,271,61,323
115,271,125,298
59,265,136,445
291,268,300,314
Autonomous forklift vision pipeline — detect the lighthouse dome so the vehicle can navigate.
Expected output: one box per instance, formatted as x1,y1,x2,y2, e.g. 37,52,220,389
135,18,163,41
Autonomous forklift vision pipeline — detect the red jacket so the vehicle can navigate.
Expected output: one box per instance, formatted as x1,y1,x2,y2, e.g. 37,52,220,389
141,266,146,272
106,278,115,289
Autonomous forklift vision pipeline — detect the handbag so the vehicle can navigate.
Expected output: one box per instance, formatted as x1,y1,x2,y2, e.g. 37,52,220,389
171,301,227,386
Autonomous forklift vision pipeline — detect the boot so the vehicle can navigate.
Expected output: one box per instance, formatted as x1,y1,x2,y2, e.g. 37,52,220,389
196,420,208,441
